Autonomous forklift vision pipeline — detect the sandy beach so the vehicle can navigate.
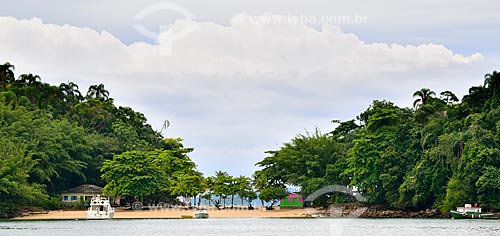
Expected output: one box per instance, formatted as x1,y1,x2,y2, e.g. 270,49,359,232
12,207,313,220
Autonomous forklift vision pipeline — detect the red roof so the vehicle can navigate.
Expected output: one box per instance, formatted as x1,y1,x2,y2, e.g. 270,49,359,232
285,193,302,198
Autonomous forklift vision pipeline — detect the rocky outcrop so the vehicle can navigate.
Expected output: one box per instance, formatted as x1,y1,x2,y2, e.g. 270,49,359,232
315,203,448,218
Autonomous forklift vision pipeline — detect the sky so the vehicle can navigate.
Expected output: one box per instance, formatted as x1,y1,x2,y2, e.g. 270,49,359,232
1,0,499,177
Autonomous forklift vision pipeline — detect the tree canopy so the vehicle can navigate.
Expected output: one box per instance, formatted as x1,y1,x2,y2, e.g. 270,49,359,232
3,60,500,217
255,69,500,211
0,61,181,217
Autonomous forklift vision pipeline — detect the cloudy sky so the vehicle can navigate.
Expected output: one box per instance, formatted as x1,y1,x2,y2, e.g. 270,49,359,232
1,0,499,177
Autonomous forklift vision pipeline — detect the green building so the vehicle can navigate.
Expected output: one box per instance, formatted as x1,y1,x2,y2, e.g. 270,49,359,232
280,193,303,208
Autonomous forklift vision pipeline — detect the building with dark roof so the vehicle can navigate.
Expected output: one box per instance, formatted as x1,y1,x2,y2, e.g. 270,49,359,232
61,184,103,204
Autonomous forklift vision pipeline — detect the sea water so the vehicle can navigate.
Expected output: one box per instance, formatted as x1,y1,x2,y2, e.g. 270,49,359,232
1,218,499,236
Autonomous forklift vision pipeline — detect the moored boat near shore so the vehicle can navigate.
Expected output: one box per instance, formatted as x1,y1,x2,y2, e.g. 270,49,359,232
195,209,209,219
86,195,114,220
450,204,493,219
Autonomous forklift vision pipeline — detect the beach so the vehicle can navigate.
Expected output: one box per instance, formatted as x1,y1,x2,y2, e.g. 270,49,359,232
12,207,313,220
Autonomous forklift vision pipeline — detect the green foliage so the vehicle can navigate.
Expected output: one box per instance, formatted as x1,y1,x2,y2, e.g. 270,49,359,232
258,186,288,208
476,166,500,208
3,60,500,217
442,178,470,212
211,171,232,207
0,138,47,218
256,129,346,198
0,61,169,217
254,70,500,212
41,196,63,210
101,141,197,203
170,171,205,199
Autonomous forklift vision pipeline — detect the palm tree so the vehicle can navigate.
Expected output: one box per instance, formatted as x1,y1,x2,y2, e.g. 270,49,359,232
59,82,82,102
413,88,436,109
484,71,500,107
0,62,15,90
213,171,231,207
484,70,500,90
18,73,41,86
234,175,252,207
86,83,109,100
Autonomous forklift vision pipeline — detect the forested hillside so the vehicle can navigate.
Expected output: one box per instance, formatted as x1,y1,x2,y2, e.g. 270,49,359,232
0,62,182,217
256,70,500,212
2,60,500,217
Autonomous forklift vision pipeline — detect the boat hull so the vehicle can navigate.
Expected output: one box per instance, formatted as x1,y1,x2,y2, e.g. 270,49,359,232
195,212,209,219
86,211,114,220
450,211,493,219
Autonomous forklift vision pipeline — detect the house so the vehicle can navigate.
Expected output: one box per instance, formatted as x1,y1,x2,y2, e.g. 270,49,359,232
61,184,103,204
280,193,303,208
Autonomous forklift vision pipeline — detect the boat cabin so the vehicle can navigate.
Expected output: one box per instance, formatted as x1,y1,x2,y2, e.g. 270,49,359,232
456,204,482,213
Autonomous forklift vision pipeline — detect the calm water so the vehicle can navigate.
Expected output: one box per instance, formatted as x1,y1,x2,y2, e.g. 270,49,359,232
1,218,500,236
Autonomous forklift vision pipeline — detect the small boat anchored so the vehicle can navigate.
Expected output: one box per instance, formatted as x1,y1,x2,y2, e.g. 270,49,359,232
195,209,209,219
86,195,115,220
450,204,493,219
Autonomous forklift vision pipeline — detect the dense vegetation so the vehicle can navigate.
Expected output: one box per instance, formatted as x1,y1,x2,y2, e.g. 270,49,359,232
2,60,500,217
0,62,190,217
256,70,500,212
0,62,260,218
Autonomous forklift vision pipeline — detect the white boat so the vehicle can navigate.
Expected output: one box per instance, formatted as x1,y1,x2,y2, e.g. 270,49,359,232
195,209,209,218
86,195,114,220
450,204,493,219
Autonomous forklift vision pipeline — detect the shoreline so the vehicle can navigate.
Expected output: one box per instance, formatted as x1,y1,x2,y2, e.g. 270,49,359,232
9,207,458,220
16,203,493,220
11,207,316,220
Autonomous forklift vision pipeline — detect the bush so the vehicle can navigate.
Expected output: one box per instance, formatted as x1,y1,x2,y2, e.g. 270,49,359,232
42,196,63,210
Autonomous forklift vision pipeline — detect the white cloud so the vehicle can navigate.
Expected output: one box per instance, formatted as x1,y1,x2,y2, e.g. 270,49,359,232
0,14,483,76
0,14,490,176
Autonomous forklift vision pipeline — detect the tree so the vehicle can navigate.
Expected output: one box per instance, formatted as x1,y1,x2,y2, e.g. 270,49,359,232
440,91,459,105
59,81,82,102
0,62,15,90
0,138,47,218
101,142,196,204
86,83,109,100
212,171,232,208
0,100,91,192
170,171,205,207
101,151,165,201
234,175,254,207
413,88,436,109
461,86,490,114
330,119,359,139
258,186,288,209
476,166,500,208
484,71,500,108
72,99,114,134
18,74,41,86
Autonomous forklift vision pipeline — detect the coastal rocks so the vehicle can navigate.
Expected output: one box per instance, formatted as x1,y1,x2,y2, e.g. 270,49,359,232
360,208,446,218
319,203,447,218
